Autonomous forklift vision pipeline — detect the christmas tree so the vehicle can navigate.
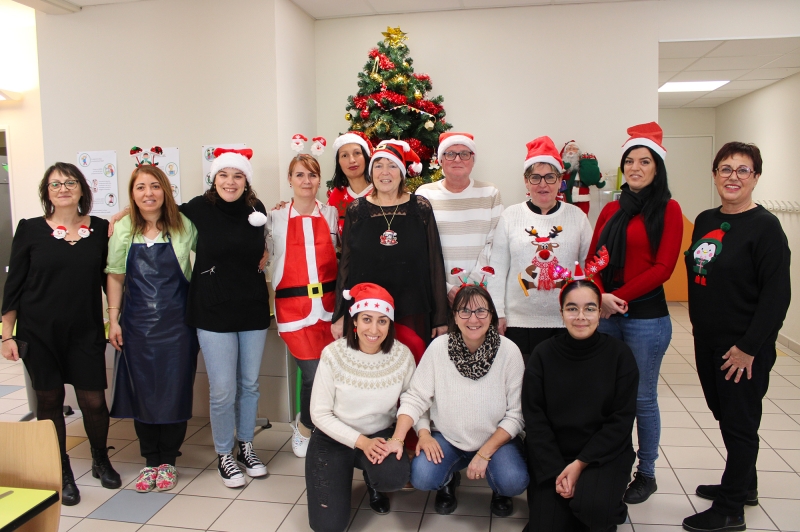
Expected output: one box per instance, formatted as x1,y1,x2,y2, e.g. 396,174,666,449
340,26,452,192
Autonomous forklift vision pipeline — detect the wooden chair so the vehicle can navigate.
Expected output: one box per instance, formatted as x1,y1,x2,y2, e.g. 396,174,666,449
0,420,61,532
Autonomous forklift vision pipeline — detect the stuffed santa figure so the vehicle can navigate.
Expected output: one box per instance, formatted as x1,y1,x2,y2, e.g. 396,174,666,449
559,140,605,215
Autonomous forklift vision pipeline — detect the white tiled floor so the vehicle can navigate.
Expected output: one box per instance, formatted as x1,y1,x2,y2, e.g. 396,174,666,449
3,302,800,531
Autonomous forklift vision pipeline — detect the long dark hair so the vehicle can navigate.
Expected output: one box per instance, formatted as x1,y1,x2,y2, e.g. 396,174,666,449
39,162,93,217
331,145,372,190
620,146,671,256
203,172,259,207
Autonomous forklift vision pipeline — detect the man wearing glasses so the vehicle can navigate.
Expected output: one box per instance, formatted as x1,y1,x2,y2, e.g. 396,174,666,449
416,132,504,304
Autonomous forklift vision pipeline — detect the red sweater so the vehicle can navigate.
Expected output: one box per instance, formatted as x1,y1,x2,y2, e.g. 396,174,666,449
588,199,683,302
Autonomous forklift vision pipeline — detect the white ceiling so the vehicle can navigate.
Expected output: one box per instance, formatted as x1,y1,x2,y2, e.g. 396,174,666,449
659,37,800,109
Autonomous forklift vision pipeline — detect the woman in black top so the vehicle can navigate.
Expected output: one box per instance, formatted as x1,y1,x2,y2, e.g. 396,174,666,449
2,162,121,506
682,143,790,532
523,276,638,532
332,140,448,358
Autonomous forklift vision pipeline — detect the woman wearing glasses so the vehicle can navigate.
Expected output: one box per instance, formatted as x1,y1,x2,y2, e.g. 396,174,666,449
681,143,790,532
2,163,120,506
487,136,592,361
387,285,528,518
587,122,683,505
523,276,638,532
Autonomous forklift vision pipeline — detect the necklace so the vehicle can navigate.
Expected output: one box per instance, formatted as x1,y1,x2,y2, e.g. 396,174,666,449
52,223,93,244
376,198,399,247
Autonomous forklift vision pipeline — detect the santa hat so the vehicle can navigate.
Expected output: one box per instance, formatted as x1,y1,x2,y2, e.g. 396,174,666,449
370,140,422,177
621,122,667,161
696,223,729,248
524,136,564,173
560,140,579,157
209,148,254,183
332,132,374,157
343,282,395,321
437,132,477,162
559,246,610,298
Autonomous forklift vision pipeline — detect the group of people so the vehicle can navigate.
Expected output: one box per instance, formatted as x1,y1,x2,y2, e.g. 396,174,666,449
1,120,789,532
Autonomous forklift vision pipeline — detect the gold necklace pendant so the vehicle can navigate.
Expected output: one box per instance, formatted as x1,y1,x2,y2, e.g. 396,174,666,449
378,201,400,247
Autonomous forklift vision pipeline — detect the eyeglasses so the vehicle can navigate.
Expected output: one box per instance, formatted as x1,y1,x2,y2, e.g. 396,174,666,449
48,180,79,191
562,306,599,318
456,307,490,319
715,165,754,179
442,151,474,161
525,173,559,185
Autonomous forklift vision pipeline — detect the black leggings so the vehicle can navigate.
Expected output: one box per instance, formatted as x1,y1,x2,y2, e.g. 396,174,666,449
36,387,110,458
295,358,320,429
133,420,188,467
306,428,410,532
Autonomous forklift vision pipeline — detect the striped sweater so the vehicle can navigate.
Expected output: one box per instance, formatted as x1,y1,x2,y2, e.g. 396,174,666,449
416,179,504,292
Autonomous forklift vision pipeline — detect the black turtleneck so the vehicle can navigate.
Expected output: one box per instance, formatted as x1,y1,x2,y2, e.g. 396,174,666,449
181,194,270,332
525,200,562,215
522,331,638,484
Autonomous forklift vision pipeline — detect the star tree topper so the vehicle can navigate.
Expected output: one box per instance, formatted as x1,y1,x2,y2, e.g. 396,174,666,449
382,26,408,47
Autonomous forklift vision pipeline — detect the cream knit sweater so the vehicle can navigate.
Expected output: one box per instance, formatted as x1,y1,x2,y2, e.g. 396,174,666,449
397,334,524,452
310,338,416,449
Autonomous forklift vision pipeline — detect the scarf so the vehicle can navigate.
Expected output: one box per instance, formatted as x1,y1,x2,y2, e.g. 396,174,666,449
447,325,501,381
596,183,651,291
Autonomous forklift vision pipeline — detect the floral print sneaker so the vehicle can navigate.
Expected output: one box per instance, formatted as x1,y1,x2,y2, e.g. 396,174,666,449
155,464,178,491
135,466,158,493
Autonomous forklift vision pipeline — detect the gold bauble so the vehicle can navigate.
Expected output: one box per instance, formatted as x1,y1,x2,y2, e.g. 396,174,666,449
345,113,352,121
403,62,409,68
391,74,408,87
370,72,383,83
414,90,423,101
424,120,434,131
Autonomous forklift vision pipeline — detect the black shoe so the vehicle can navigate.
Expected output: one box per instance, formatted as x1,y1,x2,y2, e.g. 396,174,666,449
91,446,121,489
367,485,390,514
434,471,460,515
61,456,80,506
490,491,513,517
696,484,758,506
623,472,657,504
236,441,268,477
683,507,745,531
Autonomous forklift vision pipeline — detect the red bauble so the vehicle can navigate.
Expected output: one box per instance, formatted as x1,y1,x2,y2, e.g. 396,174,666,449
360,110,370,120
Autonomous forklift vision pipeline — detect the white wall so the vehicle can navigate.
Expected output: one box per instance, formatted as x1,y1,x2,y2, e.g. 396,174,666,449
34,0,281,217
715,72,800,347
660,108,716,138
0,0,45,223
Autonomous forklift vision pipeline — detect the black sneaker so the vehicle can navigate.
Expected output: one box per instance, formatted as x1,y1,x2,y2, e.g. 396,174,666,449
218,453,246,488
696,484,758,506
237,441,268,477
683,507,745,532
624,472,657,504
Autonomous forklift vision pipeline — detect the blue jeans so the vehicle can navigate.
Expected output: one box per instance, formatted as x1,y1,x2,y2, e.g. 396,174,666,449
599,315,671,478
411,432,529,497
197,328,268,454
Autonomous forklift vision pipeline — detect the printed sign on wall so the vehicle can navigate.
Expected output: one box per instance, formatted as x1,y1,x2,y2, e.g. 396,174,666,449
77,150,119,217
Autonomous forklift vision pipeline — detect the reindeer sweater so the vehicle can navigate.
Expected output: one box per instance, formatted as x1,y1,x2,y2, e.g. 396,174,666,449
488,201,593,328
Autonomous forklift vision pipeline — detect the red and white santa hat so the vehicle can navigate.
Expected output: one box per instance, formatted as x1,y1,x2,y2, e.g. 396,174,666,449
369,140,422,178
210,148,254,184
621,122,667,161
524,136,564,173
437,132,477,162
332,132,374,157
560,140,579,157
343,282,395,321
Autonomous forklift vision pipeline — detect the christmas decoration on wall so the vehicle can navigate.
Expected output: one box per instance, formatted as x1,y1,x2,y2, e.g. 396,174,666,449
559,140,606,215
338,26,452,192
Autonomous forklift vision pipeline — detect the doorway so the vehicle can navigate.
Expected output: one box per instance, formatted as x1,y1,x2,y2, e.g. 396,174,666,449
0,130,12,304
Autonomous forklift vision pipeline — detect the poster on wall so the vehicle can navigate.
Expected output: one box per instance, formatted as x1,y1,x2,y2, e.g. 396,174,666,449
77,150,119,217
201,143,247,191
158,147,182,204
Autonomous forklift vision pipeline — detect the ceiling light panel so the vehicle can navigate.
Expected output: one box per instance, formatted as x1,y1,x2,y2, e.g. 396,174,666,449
659,81,729,92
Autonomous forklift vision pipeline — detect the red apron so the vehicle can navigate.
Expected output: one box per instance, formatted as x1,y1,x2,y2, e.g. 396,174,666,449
274,208,337,360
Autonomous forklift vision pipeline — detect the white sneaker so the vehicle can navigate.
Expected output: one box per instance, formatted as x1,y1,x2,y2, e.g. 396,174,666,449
292,413,311,458
237,441,268,477
217,453,246,488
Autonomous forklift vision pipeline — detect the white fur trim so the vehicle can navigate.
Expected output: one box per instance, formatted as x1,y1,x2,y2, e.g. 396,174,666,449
409,161,423,175
381,139,411,152
437,135,477,161
348,298,395,321
248,211,267,227
370,153,407,177
622,138,667,161
343,289,352,300
333,133,371,156
210,152,253,183
524,155,564,173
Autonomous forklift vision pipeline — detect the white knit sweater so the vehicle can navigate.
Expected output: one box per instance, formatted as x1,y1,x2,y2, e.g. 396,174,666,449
487,201,593,328
397,335,524,452
310,338,416,449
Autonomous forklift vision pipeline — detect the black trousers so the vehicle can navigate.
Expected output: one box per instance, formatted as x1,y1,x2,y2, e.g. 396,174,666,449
506,327,562,364
295,358,320,430
526,448,634,532
695,337,775,516
133,420,188,467
306,427,410,532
